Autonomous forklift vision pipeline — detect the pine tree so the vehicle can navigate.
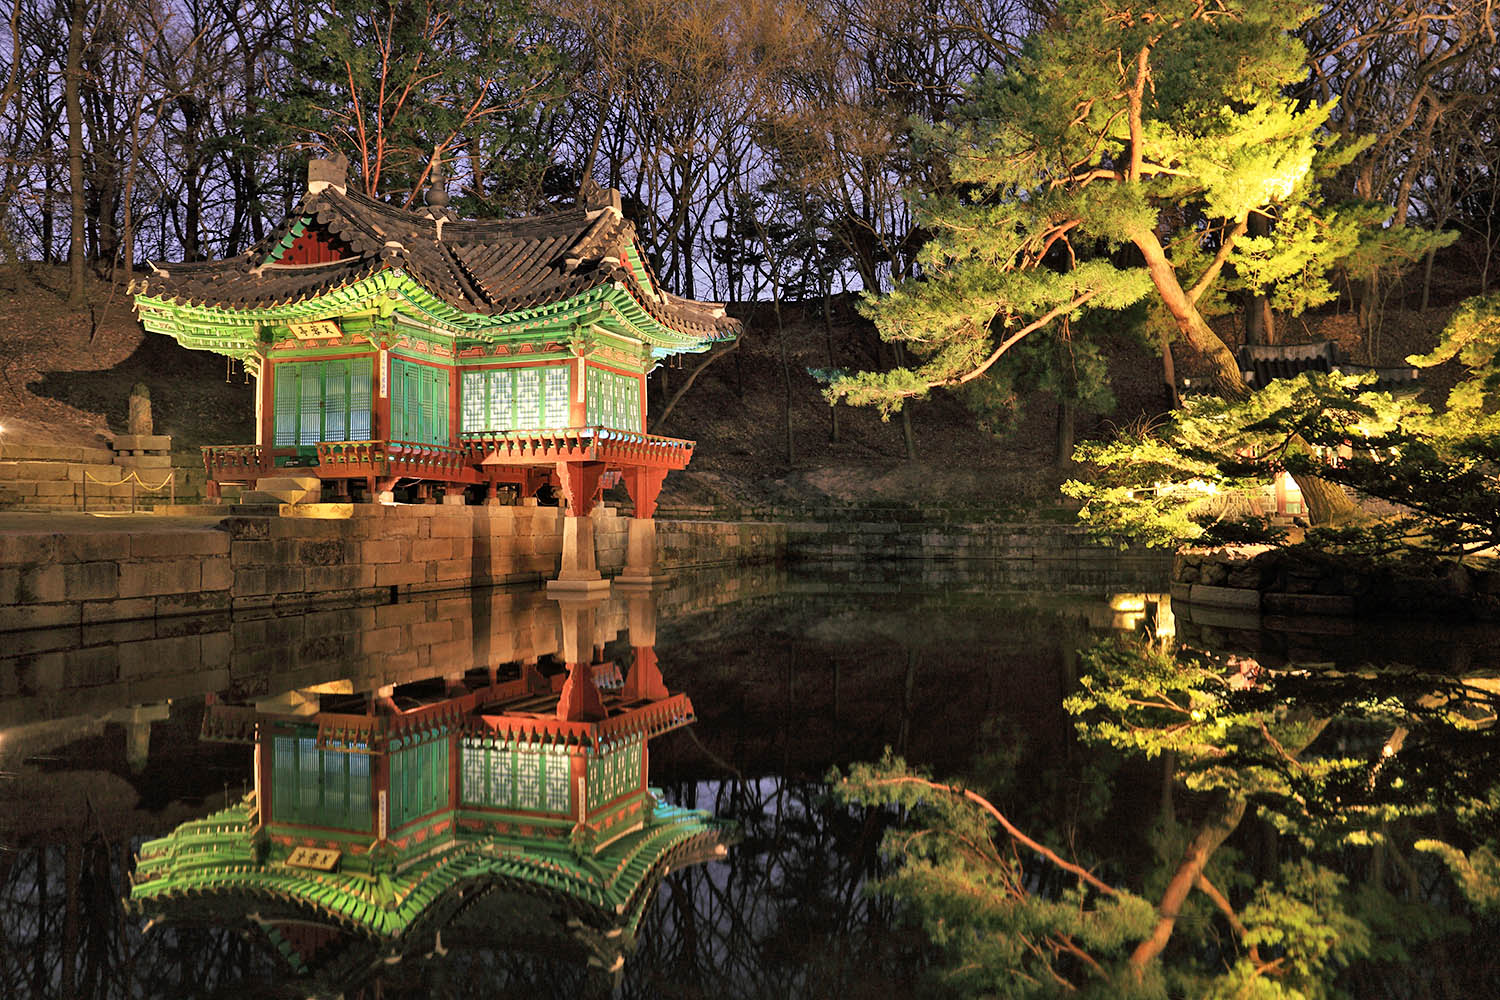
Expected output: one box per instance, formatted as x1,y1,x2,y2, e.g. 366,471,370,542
829,0,1436,523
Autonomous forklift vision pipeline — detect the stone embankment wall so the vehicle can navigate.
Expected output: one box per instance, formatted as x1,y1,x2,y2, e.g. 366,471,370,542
0,503,787,634
0,564,791,730
1173,545,1500,620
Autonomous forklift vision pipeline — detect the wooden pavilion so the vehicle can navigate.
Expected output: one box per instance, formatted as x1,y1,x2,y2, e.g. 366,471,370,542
128,590,729,981
129,157,738,587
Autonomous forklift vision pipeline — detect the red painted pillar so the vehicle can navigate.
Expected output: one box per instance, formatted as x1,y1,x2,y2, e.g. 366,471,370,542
374,349,392,444
448,363,460,448
259,360,276,470
570,357,588,428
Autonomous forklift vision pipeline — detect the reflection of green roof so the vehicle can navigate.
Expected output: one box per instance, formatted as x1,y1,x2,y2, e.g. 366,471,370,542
129,791,731,946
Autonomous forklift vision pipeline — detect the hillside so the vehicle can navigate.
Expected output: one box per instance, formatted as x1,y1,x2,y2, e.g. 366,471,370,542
0,261,1474,511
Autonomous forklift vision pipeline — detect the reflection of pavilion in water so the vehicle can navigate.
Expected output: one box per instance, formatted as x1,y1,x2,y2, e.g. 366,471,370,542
127,586,732,984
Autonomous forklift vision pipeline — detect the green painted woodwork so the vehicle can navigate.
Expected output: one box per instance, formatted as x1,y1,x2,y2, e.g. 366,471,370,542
390,359,449,445
586,738,643,812
134,272,717,355
460,738,571,814
270,735,373,832
389,737,450,830
584,367,643,432
262,217,312,266
459,366,570,435
272,359,373,447
130,791,732,944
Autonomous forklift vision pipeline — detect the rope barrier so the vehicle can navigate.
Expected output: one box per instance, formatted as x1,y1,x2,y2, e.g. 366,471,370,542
81,468,177,512
82,468,175,490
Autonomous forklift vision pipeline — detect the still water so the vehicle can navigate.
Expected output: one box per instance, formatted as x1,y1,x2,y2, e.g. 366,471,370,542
2,562,1497,998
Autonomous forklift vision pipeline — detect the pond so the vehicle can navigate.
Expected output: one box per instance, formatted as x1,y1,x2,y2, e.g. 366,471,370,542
1,561,1496,998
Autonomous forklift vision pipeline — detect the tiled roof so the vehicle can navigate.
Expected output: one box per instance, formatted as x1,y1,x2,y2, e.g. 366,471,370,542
129,187,738,343
1235,341,1419,390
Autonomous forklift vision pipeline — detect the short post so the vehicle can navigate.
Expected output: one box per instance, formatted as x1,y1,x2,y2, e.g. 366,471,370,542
130,473,137,513
169,471,176,506
81,473,87,512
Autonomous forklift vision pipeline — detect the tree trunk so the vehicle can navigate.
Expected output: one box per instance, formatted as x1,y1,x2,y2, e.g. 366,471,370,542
1159,325,1180,410
1129,794,1246,974
774,292,793,466
65,0,87,305
823,286,840,443
1245,213,1276,345
1131,227,1360,524
893,343,917,462
1055,398,1076,468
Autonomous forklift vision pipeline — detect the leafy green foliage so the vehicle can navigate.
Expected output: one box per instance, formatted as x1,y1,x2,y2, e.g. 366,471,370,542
264,0,563,210
832,752,1160,998
1067,287,1500,556
829,0,1397,420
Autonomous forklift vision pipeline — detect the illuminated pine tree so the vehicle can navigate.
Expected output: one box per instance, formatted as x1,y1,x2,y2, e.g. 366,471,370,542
829,0,1444,523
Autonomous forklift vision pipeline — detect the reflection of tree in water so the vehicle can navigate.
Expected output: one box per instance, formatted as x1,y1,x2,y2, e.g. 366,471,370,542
628,778,916,999
836,638,1500,997
1,782,916,999
0,838,282,999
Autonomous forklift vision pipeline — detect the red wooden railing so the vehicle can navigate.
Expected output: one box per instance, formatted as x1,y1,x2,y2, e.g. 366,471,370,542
461,427,696,470
202,444,270,481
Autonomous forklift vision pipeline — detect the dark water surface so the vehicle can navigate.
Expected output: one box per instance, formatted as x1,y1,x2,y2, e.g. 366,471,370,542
2,561,1497,998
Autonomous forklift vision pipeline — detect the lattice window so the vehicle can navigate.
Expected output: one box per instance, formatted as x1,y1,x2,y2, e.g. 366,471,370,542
544,745,571,813
585,367,641,431
516,747,540,808
298,738,320,811
462,373,485,433
544,368,570,428
515,369,541,427
488,371,511,429
349,365,372,439
488,743,512,806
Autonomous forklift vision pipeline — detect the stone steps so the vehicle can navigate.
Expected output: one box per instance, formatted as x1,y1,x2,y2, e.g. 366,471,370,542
0,445,209,511
241,474,323,505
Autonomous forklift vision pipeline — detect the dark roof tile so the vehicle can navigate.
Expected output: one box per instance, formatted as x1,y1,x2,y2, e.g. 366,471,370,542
132,188,738,341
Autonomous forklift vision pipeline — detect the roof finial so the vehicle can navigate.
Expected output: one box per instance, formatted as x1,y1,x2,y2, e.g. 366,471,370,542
424,153,450,211
307,151,348,196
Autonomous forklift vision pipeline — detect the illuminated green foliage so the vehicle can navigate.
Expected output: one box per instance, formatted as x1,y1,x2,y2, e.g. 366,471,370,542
827,0,1392,420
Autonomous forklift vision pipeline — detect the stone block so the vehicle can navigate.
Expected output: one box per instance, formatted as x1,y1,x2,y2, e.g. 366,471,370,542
232,564,305,597
34,480,72,497
435,558,473,583
0,601,77,631
111,434,172,452
410,620,453,646
232,615,303,651
62,561,119,602
201,556,234,591
2,563,66,605
305,563,376,592
156,589,233,616
430,515,474,539
362,539,405,564
362,625,406,654
118,558,201,599
1262,592,1355,617
298,538,348,566
114,454,173,470
81,597,155,624
375,562,426,587
118,634,201,679
1186,584,1261,611
132,530,229,559
411,537,455,562
154,610,231,637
